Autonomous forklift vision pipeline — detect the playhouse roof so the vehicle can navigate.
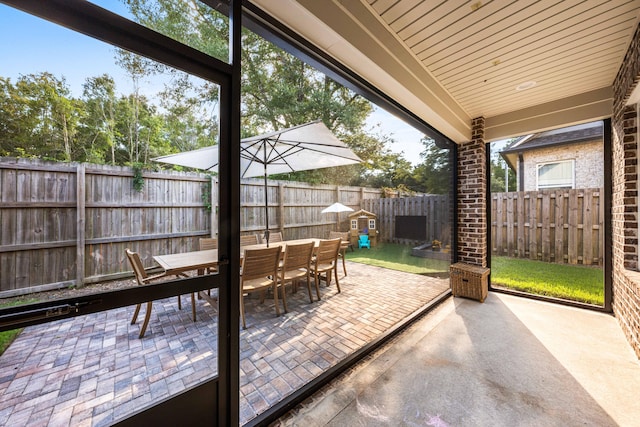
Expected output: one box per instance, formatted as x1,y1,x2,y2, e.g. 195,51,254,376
348,209,376,219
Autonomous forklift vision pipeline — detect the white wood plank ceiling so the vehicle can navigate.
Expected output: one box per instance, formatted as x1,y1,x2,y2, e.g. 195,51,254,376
368,0,639,118
252,0,640,142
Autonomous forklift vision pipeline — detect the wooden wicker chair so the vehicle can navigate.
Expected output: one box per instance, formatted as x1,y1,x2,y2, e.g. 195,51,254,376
198,238,218,275
240,234,259,248
126,249,194,338
199,237,218,250
278,241,316,310
260,231,283,245
240,246,282,329
310,238,342,300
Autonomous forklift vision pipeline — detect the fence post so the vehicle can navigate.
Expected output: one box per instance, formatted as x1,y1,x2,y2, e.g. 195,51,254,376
76,163,86,288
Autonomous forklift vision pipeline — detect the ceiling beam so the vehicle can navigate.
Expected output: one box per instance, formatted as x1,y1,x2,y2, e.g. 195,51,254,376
484,87,613,141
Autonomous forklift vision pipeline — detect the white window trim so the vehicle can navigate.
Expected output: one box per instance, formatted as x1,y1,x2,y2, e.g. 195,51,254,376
536,159,575,190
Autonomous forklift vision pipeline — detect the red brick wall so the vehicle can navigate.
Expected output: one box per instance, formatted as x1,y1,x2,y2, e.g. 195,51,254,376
612,22,640,358
457,117,487,267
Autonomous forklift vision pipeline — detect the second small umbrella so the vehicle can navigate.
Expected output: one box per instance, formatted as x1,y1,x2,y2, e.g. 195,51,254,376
321,202,354,214
321,202,354,231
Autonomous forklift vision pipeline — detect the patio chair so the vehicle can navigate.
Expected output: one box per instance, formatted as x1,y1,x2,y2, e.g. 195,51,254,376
278,241,316,310
198,238,218,274
310,238,342,300
358,234,371,249
240,234,260,247
126,249,195,339
260,230,283,244
199,237,218,250
198,238,218,300
240,246,283,329
329,231,350,276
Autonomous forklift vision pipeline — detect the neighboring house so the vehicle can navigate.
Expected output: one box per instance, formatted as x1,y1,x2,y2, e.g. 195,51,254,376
500,121,604,191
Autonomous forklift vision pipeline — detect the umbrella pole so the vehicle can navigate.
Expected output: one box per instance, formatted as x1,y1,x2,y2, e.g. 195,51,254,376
263,152,270,247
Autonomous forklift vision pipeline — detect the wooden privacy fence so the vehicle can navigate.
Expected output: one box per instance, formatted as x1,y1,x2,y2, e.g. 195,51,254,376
229,177,381,240
0,158,382,296
491,188,604,266
362,195,451,246
0,159,212,296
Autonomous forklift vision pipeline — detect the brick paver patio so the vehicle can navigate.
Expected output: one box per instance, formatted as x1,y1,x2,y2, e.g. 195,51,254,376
0,262,449,426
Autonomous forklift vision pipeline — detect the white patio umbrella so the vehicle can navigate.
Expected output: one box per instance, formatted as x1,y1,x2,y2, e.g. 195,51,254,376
153,120,361,245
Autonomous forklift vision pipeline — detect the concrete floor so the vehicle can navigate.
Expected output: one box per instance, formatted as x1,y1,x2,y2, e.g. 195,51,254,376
276,293,640,426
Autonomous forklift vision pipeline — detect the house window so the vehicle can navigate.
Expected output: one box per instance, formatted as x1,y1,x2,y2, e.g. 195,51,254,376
368,219,376,230
536,160,575,189
351,219,357,230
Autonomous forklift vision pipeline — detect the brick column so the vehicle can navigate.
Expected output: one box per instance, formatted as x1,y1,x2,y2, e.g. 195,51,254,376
457,117,488,267
612,22,640,358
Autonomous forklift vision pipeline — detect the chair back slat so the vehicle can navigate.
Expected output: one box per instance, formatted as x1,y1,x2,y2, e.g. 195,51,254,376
242,246,281,280
282,241,314,271
199,237,218,250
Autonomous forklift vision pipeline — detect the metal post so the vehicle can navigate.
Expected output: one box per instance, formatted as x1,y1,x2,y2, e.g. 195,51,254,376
263,144,270,247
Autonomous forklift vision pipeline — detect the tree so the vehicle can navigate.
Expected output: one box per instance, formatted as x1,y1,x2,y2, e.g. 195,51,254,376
0,77,27,156
158,71,220,153
410,138,453,194
120,1,411,187
1,0,455,194
123,0,229,61
81,75,118,164
0,73,83,161
489,141,517,192
490,157,517,192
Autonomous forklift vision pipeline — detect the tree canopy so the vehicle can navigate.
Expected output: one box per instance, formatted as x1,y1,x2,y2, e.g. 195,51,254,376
1,0,453,194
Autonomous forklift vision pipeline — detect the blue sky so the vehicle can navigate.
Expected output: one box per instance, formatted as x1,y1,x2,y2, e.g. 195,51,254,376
0,2,427,164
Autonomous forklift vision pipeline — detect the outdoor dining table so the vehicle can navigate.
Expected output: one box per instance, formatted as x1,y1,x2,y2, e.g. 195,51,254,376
152,237,337,277
153,249,219,276
152,249,220,307
152,238,324,306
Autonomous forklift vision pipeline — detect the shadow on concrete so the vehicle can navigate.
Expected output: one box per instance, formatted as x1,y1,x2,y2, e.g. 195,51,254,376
292,294,634,426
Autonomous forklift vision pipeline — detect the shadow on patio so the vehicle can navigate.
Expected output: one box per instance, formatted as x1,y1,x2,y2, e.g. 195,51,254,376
0,261,450,426
277,292,640,426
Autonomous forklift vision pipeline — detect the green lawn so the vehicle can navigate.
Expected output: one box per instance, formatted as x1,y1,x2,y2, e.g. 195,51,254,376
344,243,604,306
345,242,450,276
491,256,604,305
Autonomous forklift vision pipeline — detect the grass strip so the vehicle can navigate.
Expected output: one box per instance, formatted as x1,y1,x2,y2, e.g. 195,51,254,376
491,256,604,305
0,298,39,356
345,242,450,276
344,243,604,306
